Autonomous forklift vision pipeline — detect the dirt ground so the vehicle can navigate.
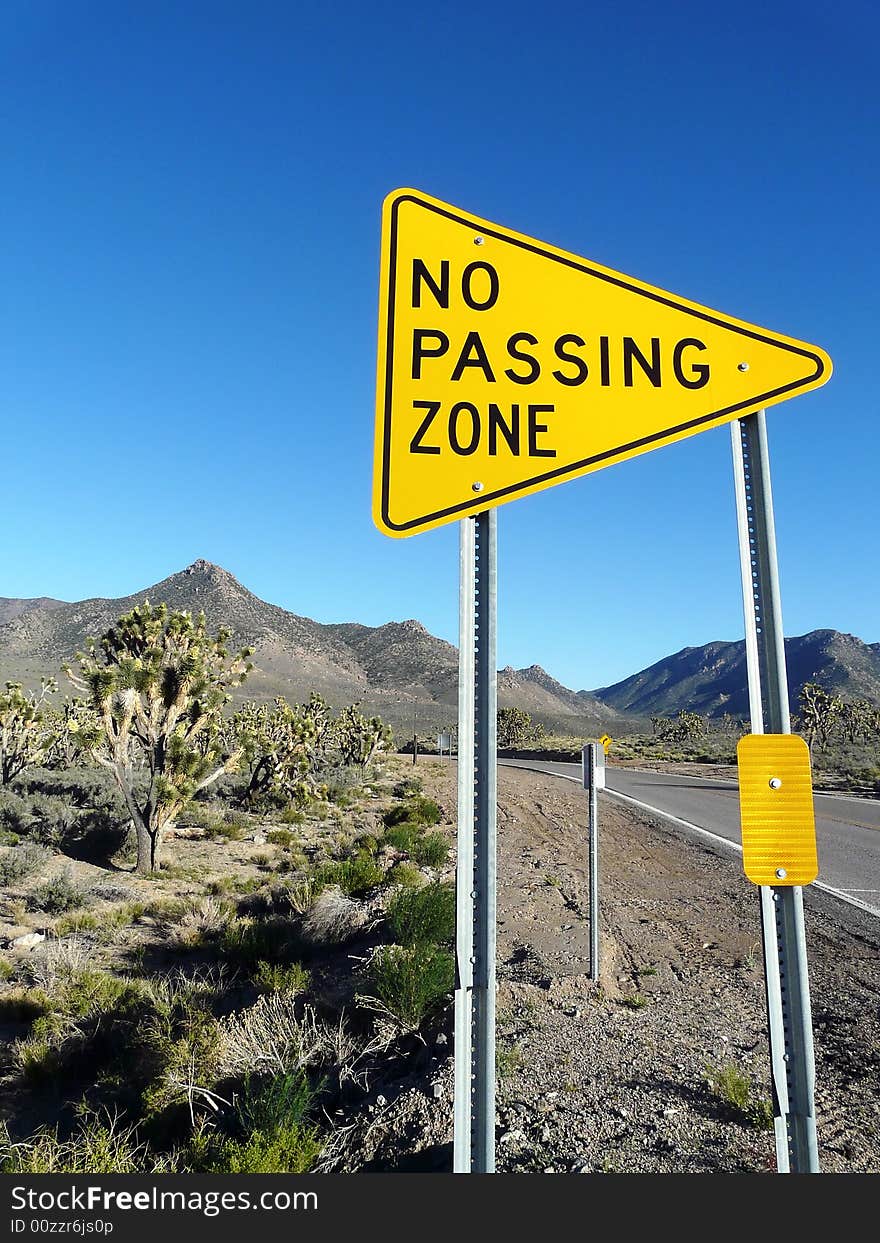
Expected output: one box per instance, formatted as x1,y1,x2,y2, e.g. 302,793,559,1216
340,757,880,1174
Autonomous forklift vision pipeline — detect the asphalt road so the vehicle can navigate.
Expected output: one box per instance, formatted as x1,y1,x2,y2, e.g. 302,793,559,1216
499,759,880,919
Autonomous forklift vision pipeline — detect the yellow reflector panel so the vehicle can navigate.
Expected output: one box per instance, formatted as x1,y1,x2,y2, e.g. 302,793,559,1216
737,734,818,886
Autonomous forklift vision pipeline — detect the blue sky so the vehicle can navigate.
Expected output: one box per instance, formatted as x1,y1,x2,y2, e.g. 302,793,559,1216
2,1,876,691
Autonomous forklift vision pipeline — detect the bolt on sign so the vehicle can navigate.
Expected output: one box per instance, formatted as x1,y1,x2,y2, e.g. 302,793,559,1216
373,189,832,538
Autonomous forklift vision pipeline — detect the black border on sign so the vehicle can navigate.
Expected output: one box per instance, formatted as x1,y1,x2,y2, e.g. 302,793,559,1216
380,192,827,533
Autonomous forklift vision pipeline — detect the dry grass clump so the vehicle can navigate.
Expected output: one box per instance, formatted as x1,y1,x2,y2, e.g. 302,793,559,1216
216,992,345,1078
0,1112,177,1174
300,887,368,946
29,935,91,991
172,896,230,947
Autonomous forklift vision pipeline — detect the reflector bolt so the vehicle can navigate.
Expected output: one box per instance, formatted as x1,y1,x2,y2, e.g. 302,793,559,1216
769,777,782,790
776,868,787,880
472,482,484,492
473,236,485,246
738,361,750,372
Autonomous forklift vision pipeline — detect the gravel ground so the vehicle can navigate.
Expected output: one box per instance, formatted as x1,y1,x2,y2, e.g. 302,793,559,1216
332,761,880,1174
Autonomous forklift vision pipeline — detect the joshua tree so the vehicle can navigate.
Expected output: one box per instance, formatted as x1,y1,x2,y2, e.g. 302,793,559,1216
497,707,543,749
0,678,57,784
65,602,252,872
234,696,323,807
797,682,841,756
335,703,393,770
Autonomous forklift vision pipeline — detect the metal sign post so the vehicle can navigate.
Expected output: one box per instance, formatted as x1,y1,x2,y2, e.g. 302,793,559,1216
453,510,498,1173
582,743,604,981
731,411,819,1174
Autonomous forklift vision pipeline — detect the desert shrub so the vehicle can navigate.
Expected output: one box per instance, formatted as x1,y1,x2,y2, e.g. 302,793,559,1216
145,897,189,924
215,993,346,1079
384,795,441,827
0,842,52,885
253,961,310,993
354,832,379,856
383,822,424,853
202,819,246,842
300,888,367,946
172,897,231,947
0,957,14,980
12,769,131,860
368,943,454,1029
315,853,383,897
392,776,422,799
386,862,425,890
27,869,90,914
30,935,91,990
412,832,450,869
13,967,152,1082
266,828,297,847
51,911,100,936
186,1071,320,1173
284,876,324,916
279,805,306,825
388,882,455,946
0,1113,174,1174
217,917,298,966
0,988,50,1023
704,1060,774,1129
0,789,32,834
205,876,234,896
25,794,79,849
133,973,231,1119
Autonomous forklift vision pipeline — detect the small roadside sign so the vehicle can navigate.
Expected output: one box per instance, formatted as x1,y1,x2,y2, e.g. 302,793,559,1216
599,734,612,755
373,188,832,538
582,742,605,791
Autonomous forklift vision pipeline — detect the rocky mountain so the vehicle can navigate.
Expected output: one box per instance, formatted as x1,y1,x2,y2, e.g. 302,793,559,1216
0,560,622,737
591,629,880,720
0,598,67,626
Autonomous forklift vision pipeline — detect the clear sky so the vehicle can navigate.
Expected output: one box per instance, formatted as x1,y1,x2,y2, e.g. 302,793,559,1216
2,1,877,692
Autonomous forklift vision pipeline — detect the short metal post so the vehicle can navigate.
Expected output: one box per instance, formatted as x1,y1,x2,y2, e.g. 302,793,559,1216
582,744,600,981
731,412,819,1174
453,510,498,1172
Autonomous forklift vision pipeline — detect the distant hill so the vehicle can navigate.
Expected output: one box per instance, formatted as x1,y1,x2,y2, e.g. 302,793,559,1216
0,597,67,626
0,560,624,737
591,630,880,720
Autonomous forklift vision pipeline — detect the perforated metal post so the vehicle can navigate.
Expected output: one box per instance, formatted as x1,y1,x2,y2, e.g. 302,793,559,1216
582,744,601,981
731,412,819,1174
453,510,498,1173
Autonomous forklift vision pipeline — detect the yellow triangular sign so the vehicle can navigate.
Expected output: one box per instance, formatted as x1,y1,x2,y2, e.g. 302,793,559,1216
373,188,832,538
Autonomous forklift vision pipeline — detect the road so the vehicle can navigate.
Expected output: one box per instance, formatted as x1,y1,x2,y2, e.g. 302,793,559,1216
499,759,880,918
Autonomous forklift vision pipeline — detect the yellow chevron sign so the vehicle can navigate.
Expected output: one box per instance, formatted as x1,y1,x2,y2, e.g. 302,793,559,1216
373,188,832,538
599,734,612,754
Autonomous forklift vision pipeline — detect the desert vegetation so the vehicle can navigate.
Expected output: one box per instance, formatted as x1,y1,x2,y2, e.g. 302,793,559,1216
0,603,455,1173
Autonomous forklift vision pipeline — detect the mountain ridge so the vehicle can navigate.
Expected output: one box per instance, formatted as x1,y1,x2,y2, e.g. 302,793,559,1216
1,560,876,733
0,561,622,735
591,629,880,719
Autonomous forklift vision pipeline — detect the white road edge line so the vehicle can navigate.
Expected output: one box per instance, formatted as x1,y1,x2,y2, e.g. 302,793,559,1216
616,765,878,808
500,760,880,920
